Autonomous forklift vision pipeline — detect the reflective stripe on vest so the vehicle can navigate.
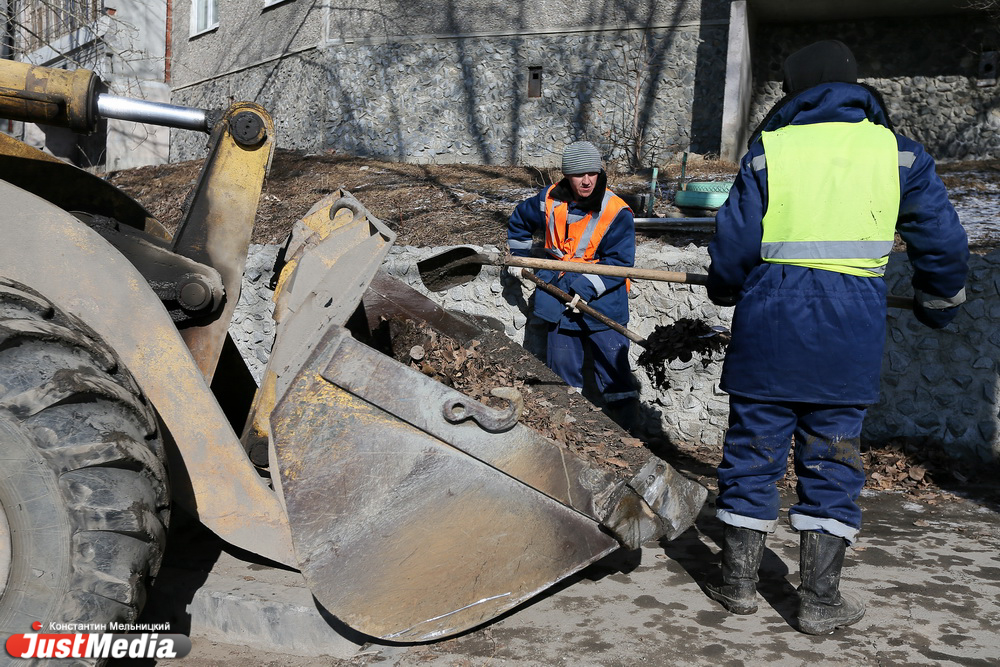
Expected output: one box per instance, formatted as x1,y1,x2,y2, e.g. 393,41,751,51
544,187,628,263
760,120,900,278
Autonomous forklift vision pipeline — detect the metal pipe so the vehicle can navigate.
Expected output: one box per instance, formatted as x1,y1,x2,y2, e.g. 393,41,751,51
96,94,210,132
633,217,716,231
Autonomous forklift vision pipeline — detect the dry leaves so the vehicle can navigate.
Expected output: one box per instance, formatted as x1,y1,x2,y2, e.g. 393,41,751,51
381,315,652,474
672,433,998,503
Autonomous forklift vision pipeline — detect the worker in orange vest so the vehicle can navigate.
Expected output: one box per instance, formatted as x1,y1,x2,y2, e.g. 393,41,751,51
507,141,640,428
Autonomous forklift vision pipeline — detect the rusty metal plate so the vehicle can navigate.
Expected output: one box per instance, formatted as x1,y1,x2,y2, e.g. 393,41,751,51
271,326,619,641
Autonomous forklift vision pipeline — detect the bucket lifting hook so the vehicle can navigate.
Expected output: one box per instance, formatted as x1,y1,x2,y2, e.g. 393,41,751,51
442,387,524,433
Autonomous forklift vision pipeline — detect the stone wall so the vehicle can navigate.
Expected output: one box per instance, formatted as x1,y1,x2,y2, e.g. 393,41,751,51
171,22,729,169
749,16,1000,160
233,243,1000,464
170,5,998,167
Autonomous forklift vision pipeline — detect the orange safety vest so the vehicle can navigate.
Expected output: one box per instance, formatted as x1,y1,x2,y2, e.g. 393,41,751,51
544,186,630,277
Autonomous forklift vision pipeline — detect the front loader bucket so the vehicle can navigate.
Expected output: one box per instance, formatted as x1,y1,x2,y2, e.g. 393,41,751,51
270,325,622,641
262,191,707,642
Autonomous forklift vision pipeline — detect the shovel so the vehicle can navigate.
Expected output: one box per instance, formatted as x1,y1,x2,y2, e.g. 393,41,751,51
518,269,650,347
417,246,706,292
417,246,914,310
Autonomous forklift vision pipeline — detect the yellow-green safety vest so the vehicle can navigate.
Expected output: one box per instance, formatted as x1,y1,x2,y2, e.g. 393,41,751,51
760,120,900,277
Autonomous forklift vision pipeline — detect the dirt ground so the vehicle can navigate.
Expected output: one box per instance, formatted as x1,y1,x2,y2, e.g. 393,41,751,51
100,149,1000,500
101,148,738,249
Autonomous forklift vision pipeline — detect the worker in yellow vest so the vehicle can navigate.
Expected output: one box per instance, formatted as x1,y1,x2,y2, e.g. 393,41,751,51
704,40,969,634
507,141,640,429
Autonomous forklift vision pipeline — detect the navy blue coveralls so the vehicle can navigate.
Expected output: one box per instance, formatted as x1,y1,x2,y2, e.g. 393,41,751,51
507,173,638,402
707,82,969,543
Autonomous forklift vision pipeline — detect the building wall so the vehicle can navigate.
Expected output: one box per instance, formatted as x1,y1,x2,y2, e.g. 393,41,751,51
169,0,731,167
169,2,999,167
104,0,171,170
746,15,1000,161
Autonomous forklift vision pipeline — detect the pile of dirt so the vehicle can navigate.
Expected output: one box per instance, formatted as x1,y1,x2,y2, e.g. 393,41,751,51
103,149,999,253
383,315,650,475
637,318,731,389
101,148,736,249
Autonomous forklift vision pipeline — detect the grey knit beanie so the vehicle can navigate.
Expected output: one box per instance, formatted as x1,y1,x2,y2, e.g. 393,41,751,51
561,141,603,175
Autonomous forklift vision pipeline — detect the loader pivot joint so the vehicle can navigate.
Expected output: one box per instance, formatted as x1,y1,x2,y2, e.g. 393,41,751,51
230,111,267,146
177,274,217,312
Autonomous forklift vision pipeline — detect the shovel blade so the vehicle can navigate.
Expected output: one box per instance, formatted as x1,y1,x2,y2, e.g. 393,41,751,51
417,245,493,292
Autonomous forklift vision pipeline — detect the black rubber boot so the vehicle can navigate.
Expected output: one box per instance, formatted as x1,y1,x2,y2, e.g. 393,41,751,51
797,531,866,635
706,525,767,614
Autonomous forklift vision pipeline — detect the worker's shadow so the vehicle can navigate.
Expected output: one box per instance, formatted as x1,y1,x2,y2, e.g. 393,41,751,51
660,505,800,625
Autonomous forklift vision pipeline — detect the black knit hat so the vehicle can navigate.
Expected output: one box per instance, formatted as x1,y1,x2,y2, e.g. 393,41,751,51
782,40,858,94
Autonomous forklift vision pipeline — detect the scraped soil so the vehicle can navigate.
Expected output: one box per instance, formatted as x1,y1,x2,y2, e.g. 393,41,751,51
103,148,1000,253
102,148,738,249
101,150,1000,500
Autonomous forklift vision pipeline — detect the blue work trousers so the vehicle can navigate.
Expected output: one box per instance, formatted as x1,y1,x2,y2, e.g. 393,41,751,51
715,396,867,544
546,324,638,402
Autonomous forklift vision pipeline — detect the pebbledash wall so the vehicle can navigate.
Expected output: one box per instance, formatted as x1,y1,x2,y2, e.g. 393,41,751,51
233,243,1000,464
168,1,999,168
169,18,730,167
745,15,1000,161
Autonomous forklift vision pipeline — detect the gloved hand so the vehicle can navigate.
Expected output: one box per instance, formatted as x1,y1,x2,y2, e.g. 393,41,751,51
912,298,960,330
506,265,535,290
565,293,585,313
709,291,739,307
706,272,740,307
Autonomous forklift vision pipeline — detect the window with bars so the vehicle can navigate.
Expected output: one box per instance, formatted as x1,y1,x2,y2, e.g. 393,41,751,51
191,0,218,36
16,0,103,54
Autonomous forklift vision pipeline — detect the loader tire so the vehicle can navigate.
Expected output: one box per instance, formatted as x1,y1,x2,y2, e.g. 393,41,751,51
0,279,169,663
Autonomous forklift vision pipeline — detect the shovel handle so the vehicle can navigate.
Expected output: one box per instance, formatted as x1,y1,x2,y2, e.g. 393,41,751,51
520,270,648,347
506,254,915,311
503,254,706,285
886,294,913,310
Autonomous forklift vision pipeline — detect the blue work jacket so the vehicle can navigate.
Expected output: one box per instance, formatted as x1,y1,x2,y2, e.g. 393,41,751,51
708,82,969,405
507,176,635,331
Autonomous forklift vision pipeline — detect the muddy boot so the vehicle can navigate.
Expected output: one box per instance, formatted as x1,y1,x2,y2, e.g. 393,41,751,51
705,525,767,614
797,531,866,635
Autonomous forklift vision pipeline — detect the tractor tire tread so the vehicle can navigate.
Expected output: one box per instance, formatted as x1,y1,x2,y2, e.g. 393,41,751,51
0,280,169,666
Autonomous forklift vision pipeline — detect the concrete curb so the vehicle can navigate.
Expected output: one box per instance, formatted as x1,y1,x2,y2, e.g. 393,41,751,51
135,515,366,660
173,554,362,659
